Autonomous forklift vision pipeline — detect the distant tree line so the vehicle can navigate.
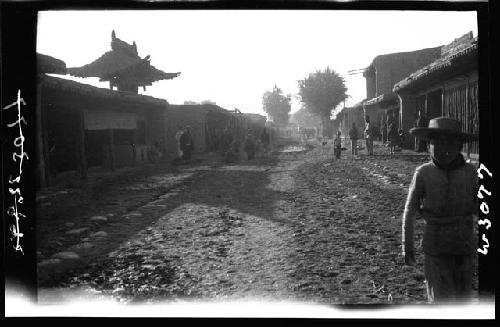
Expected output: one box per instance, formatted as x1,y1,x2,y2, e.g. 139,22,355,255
262,67,348,137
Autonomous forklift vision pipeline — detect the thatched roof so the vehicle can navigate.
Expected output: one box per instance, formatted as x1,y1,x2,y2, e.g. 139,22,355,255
337,101,364,115
167,104,230,115
394,34,477,93
37,53,66,74
243,113,267,122
364,93,398,108
66,31,180,86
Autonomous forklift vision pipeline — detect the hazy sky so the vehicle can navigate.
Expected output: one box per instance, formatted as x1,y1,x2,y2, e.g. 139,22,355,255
37,10,477,116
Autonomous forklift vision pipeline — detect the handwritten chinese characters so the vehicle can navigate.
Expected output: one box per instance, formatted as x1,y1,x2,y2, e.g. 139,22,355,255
477,164,492,255
3,90,29,255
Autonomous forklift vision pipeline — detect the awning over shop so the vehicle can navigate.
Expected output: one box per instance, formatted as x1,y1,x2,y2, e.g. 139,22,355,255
363,93,398,110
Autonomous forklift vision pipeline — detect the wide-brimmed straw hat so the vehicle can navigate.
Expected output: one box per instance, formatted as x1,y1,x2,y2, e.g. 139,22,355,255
409,116,478,142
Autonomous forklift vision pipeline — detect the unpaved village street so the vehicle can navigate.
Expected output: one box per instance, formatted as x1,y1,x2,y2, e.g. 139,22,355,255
36,140,478,305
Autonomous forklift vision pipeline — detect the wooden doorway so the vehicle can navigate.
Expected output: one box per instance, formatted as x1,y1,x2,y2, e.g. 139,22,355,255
427,89,443,120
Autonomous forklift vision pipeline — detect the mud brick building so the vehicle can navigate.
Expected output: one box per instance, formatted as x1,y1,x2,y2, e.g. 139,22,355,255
162,105,269,160
337,102,365,140
36,54,67,187
38,73,170,186
36,31,181,187
35,31,281,188
163,104,232,159
363,46,442,140
394,32,479,159
243,113,267,136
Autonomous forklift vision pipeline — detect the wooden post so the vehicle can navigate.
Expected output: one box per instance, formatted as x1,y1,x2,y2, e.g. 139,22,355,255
109,128,116,171
78,108,87,179
36,78,47,188
398,93,417,149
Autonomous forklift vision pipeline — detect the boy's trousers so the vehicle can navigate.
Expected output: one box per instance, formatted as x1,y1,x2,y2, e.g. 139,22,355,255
424,253,474,303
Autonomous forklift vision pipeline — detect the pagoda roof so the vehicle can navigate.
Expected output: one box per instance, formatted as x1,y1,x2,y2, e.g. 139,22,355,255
66,31,180,86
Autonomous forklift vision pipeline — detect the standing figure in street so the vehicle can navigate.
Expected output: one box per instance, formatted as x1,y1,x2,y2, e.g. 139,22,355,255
175,128,184,162
388,121,398,155
348,122,359,156
244,131,257,160
364,116,374,156
381,120,388,145
415,110,429,152
397,129,404,151
220,126,234,155
224,139,240,163
333,130,342,159
147,140,162,163
260,127,270,154
402,117,478,304
386,112,394,146
179,126,195,162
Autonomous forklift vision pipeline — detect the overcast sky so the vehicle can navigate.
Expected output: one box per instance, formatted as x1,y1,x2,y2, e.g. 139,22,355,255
37,10,477,117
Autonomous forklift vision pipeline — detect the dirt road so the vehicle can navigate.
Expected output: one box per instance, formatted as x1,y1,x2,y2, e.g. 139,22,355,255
37,140,478,305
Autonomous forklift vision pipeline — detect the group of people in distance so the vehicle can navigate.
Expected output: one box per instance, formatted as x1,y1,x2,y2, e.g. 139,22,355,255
174,125,271,165
335,110,430,159
238,127,271,162
334,115,377,159
212,126,272,164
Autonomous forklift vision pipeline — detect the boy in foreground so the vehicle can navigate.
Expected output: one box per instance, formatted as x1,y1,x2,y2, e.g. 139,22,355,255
402,117,478,304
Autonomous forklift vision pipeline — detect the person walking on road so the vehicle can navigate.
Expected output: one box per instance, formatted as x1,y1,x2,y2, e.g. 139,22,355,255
179,126,195,163
364,116,374,156
415,110,429,152
348,122,359,155
260,127,270,154
220,126,234,155
388,121,398,155
387,112,394,146
244,131,257,160
401,116,478,304
381,120,387,145
333,130,342,159
175,128,184,163
397,129,404,151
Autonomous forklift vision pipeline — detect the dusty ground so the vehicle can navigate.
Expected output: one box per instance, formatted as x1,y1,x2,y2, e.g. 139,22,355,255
36,139,478,306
